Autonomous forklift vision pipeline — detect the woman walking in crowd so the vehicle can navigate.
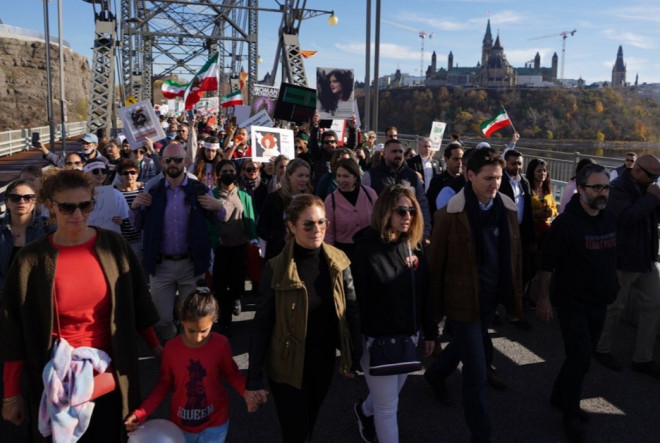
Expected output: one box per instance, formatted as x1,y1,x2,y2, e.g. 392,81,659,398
295,137,313,165
239,159,268,216
267,154,290,193
114,159,145,259
351,184,437,443
315,148,359,201
323,158,377,258
125,280,246,442
209,160,258,337
1,169,160,442
246,194,361,443
257,158,312,260
193,136,223,188
527,158,558,247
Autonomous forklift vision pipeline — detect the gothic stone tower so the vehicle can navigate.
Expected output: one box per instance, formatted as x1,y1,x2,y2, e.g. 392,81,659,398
481,20,493,68
612,45,626,88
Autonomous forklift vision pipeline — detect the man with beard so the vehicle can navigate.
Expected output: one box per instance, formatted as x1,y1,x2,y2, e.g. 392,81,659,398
130,143,225,342
426,141,464,214
536,164,618,443
40,133,109,168
362,139,432,238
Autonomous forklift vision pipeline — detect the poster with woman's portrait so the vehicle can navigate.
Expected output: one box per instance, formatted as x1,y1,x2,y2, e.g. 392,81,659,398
250,126,295,162
316,68,355,120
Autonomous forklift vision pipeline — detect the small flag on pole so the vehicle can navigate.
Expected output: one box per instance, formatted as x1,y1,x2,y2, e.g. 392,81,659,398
184,53,219,110
161,79,187,99
221,90,244,108
480,109,512,137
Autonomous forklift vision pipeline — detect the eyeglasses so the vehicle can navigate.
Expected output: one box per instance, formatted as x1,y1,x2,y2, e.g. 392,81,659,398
163,157,184,164
121,170,138,176
52,200,95,215
394,206,416,217
244,167,257,173
386,133,398,138
301,219,330,232
625,159,636,163
7,193,36,203
582,184,610,193
90,168,107,176
638,164,659,181
65,161,83,167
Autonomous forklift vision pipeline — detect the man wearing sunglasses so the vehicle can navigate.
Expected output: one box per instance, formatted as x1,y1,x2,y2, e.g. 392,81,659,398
130,143,226,342
594,154,660,380
608,151,637,182
39,133,109,169
427,148,523,443
309,111,341,187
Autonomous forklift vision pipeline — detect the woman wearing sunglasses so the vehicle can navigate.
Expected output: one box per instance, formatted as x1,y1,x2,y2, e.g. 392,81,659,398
114,159,145,259
246,194,361,443
0,169,160,442
238,160,268,217
350,184,437,443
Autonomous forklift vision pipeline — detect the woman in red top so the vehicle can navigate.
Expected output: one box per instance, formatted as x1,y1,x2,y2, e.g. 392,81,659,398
1,169,160,442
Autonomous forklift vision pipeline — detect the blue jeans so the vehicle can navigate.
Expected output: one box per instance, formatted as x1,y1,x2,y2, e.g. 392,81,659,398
427,295,497,443
183,422,229,443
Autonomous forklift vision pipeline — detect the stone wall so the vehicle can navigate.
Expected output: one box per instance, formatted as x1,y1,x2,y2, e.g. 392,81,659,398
0,37,90,131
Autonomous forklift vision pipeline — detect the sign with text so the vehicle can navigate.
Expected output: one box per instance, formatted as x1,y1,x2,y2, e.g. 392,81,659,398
429,121,447,151
274,83,316,122
251,84,279,118
240,109,274,135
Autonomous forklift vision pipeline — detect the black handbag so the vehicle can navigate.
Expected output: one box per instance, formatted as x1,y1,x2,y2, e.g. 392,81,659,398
368,241,422,376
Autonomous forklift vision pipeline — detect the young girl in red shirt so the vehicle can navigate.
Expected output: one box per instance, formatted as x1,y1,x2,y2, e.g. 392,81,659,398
124,280,247,442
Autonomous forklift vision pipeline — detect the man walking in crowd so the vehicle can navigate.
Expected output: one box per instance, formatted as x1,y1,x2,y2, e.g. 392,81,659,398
536,163,618,443
594,154,660,378
362,138,432,239
609,151,637,182
130,142,225,342
427,148,522,443
39,133,109,168
407,137,442,193
427,141,464,213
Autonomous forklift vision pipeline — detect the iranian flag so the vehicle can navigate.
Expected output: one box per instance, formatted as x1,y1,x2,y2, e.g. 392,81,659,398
184,53,219,110
221,90,243,108
480,109,512,137
161,79,187,99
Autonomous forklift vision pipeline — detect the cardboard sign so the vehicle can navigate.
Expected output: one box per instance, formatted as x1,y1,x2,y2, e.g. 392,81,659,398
250,125,295,163
118,100,166,149
429,121,447,151
316,68,355,120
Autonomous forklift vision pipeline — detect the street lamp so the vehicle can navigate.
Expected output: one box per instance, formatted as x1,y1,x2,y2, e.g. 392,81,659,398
327,11,339,26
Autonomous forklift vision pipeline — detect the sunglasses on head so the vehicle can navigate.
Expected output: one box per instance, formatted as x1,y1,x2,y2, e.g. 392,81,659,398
163,157,184,164
301,219,330,232
7,193,36,203
121,170,138,176
52,200,95,215
90,168,107,176
394,206,416,217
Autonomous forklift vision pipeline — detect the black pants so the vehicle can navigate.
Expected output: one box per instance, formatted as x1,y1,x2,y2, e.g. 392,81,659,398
213,244,247,329
268,344,337,443
552,300,606,418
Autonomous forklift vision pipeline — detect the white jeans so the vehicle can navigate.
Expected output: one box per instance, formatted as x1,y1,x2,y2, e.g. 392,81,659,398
360,337,408,443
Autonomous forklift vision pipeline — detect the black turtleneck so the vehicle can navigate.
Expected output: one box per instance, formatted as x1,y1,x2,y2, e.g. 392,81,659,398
339,186,360,206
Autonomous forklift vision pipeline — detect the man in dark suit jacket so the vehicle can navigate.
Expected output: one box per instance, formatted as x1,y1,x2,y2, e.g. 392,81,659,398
500,150,536,299
407,137,442,193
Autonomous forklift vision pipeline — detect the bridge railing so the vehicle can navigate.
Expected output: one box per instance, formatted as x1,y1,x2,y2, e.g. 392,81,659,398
0,122,87,157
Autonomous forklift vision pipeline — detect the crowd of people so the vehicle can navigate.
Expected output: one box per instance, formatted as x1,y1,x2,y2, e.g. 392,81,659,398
1,111,659,443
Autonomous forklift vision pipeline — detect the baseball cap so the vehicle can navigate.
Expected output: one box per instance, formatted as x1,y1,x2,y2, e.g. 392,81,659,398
81,133,99,144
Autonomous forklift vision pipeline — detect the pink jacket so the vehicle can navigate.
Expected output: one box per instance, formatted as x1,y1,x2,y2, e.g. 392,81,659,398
324,185,378,245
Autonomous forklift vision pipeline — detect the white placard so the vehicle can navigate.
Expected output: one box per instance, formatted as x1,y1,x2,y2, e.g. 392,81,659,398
227,105,252,126
240,109,274,135
330,120,347,145
87,186,129,234
118,100,166,149
250,126,295,163
429,121,447,151
316,68,355,120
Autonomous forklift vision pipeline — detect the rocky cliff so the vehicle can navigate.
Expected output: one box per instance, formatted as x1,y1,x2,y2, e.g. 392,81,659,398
0,37,90,131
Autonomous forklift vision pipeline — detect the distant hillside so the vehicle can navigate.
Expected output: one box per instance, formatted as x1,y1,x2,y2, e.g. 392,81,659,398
358,87,660,142
0,37,90,131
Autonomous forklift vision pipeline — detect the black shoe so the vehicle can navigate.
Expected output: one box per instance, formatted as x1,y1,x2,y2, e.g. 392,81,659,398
232,299,242,316
353,400,377,443
631,361,660,380
593,352,623,372
550,397,590,423
563,415,588,443
487,367,507,390
424,371,452,406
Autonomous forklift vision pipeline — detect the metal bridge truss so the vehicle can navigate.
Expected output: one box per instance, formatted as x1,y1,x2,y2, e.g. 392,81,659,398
87,2,117,132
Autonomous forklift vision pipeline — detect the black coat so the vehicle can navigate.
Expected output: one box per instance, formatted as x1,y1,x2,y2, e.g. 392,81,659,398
499,172,536,247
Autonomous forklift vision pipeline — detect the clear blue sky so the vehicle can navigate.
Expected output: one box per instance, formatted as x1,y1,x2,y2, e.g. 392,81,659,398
3,0,660,86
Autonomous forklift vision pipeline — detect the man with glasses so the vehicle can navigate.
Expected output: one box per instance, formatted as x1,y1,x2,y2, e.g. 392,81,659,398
536,164,618,442
133,138,162,183
594,154,660,379
609,151,637,182
130,143,226,342
385,126,398,140
309,111,339,187
39,133,109,168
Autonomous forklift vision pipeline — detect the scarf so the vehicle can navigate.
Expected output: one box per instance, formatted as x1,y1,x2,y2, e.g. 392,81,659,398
239,175,261,195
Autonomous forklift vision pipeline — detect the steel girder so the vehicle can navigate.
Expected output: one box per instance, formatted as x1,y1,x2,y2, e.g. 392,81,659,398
87,16,117,132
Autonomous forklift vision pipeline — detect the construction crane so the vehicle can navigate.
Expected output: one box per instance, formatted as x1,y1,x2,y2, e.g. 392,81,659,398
383,20,434,84
529,29,577,81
